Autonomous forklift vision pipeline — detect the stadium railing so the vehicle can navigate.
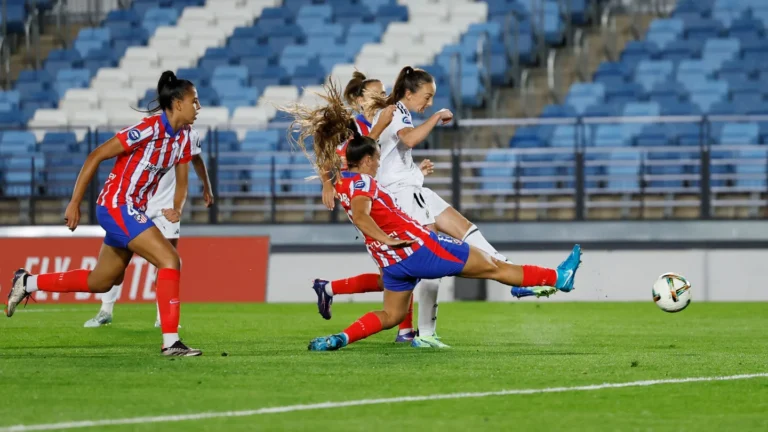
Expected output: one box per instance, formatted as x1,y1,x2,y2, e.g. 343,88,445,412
1,114,767,224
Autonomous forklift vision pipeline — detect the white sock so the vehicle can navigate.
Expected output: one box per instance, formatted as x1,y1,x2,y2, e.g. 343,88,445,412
99,285,120,314
462,224,509,263
162,333,180,348
156,302,161,323
25,275,38,293
101,301,115,315
417,279,440,337
324,282,334,296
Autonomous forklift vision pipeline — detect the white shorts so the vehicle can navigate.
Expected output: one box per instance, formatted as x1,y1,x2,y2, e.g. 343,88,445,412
151,214,180,239
389,186,451,226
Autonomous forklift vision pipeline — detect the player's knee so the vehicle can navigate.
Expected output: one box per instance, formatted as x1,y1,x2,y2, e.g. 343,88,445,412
381,310,406,329
157,251,181,270
112,271,126,286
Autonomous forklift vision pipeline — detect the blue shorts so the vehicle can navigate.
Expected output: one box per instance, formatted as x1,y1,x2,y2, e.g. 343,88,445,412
382,232,470,292
96,205,155,249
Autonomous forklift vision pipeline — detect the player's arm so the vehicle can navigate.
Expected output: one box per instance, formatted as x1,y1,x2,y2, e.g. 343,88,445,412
172,162,189,217
350,196,414,248
191,153,214,207
397,110,453,149
368,105,396,141
320,170,335,210
64,137,125,231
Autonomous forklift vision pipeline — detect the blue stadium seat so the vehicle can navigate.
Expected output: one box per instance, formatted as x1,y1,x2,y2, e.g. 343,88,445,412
605,151,641,191
480,151,516,192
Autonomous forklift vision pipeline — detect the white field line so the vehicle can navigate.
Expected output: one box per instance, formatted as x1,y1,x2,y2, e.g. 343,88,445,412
1,373,766,432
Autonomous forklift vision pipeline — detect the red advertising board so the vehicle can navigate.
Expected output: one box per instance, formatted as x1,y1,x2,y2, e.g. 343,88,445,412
0,237,269,303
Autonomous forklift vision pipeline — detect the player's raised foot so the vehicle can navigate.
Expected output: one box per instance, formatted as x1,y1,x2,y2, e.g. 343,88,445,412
6,269,32,318
84,310,112,328
311,279,333,320
394,330,416,343
555,244,582,292
411,334,451,348
308,333,348,351
161,340,202,357
510,286,557,298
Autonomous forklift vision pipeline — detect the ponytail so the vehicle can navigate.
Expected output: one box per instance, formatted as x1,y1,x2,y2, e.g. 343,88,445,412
282,79,355,180
343,70,381,108
365,65,433,117
138,70,194,114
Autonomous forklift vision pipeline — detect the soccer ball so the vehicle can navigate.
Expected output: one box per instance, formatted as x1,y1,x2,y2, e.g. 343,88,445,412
652,272,691,313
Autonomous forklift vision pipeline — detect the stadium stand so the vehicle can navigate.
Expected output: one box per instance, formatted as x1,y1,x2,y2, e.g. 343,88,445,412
0,0,766,223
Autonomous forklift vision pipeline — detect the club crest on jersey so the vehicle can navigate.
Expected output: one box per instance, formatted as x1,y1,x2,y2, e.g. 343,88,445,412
128,128,141,141
354,180,367,190
134,213,148,224
402,116,412,125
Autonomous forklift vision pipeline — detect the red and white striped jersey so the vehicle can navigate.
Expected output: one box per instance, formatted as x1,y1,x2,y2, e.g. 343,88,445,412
97,112,199,211
337,171,431,268
335,114,372,172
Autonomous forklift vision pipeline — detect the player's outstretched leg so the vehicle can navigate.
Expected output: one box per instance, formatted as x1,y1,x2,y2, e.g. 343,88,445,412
84,285,120,327
310,274,381,320
510,245,582,298
308,289,412,351
460,244,582,295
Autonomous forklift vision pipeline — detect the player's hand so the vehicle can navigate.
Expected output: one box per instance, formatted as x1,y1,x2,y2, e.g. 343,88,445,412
379,105,397,128
419,159,434,176
435,109,453,125
203,187,214,208
64,201,80,232
322,181,336,210
162,208,181,223
384,237,416,249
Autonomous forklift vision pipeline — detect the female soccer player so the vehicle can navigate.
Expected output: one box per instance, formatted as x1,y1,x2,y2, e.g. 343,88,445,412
286,81,581,352
84,144,214,328
6,71,204,356
310,72,424,343
312,68,550,349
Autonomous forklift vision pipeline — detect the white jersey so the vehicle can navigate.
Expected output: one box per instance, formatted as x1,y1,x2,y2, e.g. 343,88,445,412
373,101,424,190
144,128,202,219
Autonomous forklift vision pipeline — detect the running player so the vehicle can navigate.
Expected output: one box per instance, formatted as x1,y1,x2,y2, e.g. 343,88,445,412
5,71,203,356
83,146,214,328
286,81,582,351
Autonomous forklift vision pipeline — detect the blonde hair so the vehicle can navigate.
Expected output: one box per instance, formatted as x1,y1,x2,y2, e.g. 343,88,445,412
281,79,356,180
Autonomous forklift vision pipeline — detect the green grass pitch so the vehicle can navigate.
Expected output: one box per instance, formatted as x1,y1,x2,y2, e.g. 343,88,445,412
1,302,767,431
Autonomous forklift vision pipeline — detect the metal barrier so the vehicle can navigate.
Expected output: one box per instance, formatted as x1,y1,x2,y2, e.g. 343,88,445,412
1,116,767,224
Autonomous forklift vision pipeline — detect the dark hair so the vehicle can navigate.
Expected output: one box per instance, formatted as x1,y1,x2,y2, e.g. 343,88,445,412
345,128,378,169
343,71,381,107
282,79,355,179
139,70,194,114
366,66,433,115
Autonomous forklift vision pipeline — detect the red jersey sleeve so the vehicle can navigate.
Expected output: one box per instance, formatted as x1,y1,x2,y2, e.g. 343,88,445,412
350,174,378,201
115,118,155,153
177,127,200,165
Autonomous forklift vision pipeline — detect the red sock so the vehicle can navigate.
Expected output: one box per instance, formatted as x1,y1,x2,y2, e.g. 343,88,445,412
331,273,381,295
156,268,180,334
521,265,558,287
342,312,383,344
399,296,413,331
36,270,91,292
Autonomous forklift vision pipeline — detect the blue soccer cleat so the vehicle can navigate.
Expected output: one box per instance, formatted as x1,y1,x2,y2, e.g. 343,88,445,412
510,286,557,298
555,244,582,292
308,333,348,351
394,330,416,343
312,279,333,320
